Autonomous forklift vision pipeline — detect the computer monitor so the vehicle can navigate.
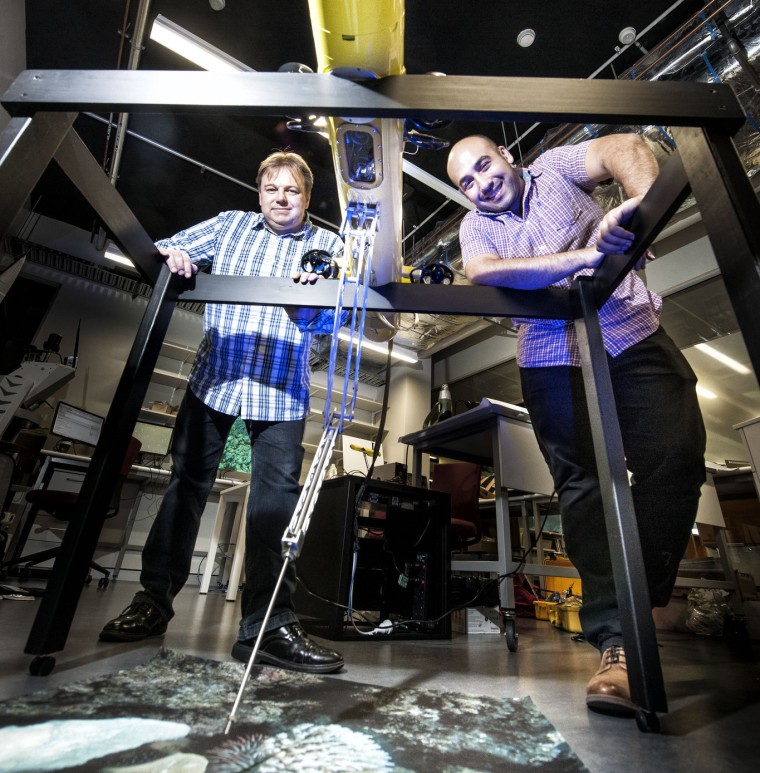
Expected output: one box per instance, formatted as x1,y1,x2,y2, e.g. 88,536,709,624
50,401,104,447
132,421,174,458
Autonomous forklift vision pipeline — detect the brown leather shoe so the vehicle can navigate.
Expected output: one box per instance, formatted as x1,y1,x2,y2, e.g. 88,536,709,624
586,645,637,716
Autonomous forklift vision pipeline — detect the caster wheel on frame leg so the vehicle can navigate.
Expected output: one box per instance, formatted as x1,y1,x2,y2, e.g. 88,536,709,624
29,655,56,676
635,709,661,734
503,615,518,652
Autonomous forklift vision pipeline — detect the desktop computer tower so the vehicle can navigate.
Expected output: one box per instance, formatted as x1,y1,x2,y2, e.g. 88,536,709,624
293,474,450,640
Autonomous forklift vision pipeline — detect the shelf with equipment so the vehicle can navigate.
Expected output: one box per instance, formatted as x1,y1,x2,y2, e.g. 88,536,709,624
139,341,197,427
309,383,385,417
306,382,387,441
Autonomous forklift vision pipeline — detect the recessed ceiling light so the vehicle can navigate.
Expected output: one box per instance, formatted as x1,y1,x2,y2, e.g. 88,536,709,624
517,29,535,48
618,26,637,46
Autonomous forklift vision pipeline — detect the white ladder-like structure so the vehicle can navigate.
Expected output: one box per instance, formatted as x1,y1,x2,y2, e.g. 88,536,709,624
224,200,380,733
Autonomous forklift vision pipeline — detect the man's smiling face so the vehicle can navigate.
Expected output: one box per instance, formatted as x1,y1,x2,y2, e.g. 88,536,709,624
447,136,525,215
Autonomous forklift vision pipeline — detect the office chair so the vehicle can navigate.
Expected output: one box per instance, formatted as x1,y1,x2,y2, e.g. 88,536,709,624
430,461,483,549
1,436,141,589
9,429,47,486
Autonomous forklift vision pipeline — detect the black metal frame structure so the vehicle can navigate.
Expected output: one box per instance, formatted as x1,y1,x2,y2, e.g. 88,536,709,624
1,71,759,721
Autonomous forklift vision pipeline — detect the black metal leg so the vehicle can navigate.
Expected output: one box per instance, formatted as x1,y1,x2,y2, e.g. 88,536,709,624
672,126,760,384
573,277,668,716
24,265,178,656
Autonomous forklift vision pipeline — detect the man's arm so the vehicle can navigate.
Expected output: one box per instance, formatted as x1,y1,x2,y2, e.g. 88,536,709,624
584,133,659,196
590,135,659,264
464,248,604,290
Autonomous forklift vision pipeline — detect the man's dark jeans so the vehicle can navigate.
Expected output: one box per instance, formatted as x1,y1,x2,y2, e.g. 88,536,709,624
520,328,706,651
135,388,305,639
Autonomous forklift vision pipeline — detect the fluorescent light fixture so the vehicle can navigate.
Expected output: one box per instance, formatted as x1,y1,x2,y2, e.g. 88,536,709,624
150,13,253,72
104,244,135,268
337,330,418,363
696,384,717,400
693,343,751,375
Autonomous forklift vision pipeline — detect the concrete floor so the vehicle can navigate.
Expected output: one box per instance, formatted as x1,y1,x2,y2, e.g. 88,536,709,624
0,578,758,772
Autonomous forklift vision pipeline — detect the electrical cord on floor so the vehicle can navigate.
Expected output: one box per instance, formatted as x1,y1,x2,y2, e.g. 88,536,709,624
296,576,380,629
297,494,564,636
298,563,511,637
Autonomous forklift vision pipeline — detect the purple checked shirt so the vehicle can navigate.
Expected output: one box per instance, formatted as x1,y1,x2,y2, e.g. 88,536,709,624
458,141,661,368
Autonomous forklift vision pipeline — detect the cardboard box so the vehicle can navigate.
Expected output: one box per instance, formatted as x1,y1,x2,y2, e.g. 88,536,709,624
150,401,175,414
452,606,501,634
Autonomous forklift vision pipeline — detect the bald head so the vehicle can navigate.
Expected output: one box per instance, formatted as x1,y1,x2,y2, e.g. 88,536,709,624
447,135,501,185
446,135,523,214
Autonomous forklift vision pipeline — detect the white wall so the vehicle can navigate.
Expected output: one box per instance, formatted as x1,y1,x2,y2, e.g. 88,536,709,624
384,358,431,467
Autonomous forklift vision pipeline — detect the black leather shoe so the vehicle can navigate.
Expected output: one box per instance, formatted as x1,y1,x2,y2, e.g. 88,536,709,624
231,623,344,674
99,601,168,642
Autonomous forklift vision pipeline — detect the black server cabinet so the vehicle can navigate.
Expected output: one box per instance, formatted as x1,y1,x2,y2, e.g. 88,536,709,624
293,474,450,640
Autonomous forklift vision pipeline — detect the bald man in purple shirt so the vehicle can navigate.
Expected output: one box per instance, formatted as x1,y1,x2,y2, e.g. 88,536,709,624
448,133,706,718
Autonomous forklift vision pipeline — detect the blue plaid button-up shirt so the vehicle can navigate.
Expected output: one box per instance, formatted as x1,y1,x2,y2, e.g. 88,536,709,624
157,211,343,421
458,141,661,368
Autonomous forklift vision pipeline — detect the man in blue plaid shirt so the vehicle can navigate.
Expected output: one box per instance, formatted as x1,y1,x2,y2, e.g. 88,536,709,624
100,150,345,674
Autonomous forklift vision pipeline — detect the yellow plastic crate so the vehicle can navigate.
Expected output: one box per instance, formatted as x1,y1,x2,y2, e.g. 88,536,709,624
542,556,583,597
533,600,558,621
553,600,583,633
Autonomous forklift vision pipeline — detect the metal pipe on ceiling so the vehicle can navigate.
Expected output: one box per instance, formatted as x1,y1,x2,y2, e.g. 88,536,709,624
108,0,152,186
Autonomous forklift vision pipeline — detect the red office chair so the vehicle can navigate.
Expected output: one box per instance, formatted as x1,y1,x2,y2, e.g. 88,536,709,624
431,461,483,549
2,436,141,589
